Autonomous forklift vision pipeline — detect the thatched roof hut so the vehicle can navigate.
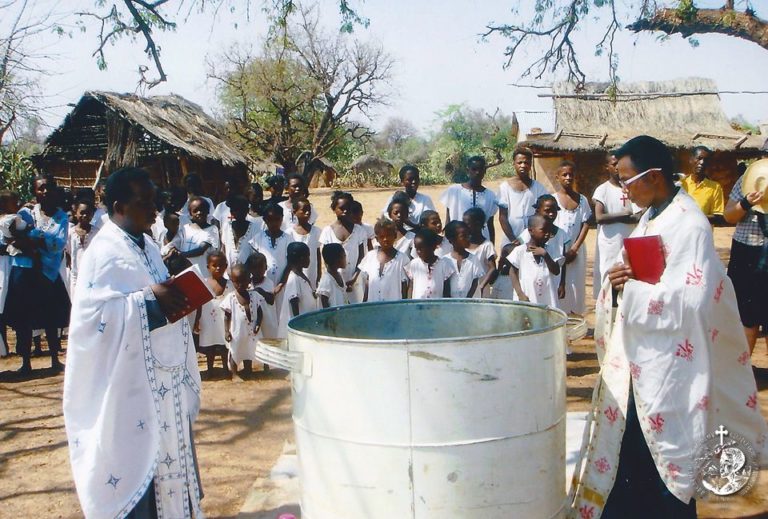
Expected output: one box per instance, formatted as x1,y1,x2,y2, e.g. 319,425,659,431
520,78,764,197
36,91,249,198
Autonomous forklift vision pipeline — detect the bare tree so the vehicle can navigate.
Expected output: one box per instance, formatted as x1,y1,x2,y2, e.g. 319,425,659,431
209,5,393,179
0,0,51,143
484,1,766,90
78,0,367,89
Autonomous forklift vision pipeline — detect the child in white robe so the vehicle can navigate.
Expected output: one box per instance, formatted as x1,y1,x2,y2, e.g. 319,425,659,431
249,203,293,313
415,210,452,258
193,251,232,378
246,251,278,342
319,191,366,303
387,192,415,256
360,219,410,302
66,199,99,293
278,242,316,338
316,243,348,308
287,198,321,289
444,221,484,298
220,195,259,276
173,197,220,275
350,200,375,253
509,215,561,307
221,264,262,378
463,207,497,298
406,229,454,299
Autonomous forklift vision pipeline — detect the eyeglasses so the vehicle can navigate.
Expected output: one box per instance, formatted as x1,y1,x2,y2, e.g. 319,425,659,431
619,168,662,188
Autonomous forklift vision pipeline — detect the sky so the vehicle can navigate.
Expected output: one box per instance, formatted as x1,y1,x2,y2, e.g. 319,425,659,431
7,0,768,139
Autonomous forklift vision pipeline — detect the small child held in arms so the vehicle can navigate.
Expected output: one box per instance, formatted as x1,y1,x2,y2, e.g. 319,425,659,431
245,251,279,342
160,211,180,257
508,214,561,306
316,243,348,308
0,190,29,256
416,210,452,258
463,207,497,297
193,251,232,379
287,197,322,289
67,198,99,293
406,228,454,299
278,242,316,338
444,221,484,298
220,263,263,379
490,243,515,300
360,218,410,302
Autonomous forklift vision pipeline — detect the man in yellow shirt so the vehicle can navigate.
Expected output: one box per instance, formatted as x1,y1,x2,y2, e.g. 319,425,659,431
681,146,725,224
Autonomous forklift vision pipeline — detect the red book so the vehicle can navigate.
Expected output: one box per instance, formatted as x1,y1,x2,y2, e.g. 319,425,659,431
166,265,215,323
623,235,666,284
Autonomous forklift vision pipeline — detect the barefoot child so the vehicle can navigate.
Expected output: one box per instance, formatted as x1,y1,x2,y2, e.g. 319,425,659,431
406,229,454,299
360,218,410,302
193,251,232,378
316,243,348,308
220,263,263,378
463,207,497,298
444,221,484,298
278,242,316,338
508,214,561,306
66,199,99,293
287,197,321,289
245,251,278,341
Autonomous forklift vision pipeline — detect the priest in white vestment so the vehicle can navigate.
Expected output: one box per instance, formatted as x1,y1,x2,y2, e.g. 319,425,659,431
569,136,768,519
64,167,204,519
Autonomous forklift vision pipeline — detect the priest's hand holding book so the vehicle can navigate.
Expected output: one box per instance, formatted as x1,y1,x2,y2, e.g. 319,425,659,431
607,252,634,292
151,281,190,320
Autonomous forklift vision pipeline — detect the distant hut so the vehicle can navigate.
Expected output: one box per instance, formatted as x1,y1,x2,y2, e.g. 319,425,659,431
519,78,765,198
35,91,249,200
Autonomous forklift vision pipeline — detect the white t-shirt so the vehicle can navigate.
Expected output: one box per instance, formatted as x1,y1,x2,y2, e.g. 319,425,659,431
220,220,260,273
445,253,484,298
359,248,410,302
173,222,220,274
440,184,498,239
592,181,638,245
467,240,496,274
249,230,294,286
288,225,322,289
406,256,455,299
381,191,436,223
212,201,231,225
279,199,318,230
319,224,367,282
508,244,558,307
316,271,347,308
553,193,592,246
496,179,549,245
278,271,316,338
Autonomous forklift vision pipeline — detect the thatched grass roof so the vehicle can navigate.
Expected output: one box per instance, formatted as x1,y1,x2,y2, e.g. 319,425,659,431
521,78,764,153
40,91,247,166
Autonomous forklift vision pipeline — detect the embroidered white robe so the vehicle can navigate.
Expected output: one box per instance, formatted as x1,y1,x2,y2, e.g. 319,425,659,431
63,221,203,519
568,191,768,518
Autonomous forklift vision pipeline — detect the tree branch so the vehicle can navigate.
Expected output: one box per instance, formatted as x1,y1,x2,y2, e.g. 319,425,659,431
628,6,768,50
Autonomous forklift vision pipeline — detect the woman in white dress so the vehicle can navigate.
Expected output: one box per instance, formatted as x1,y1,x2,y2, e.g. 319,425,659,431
553,161,592,316
319,191,366,303
440,155,498,242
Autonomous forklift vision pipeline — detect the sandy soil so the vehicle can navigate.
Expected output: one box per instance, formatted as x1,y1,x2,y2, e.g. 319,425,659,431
1,180,767,518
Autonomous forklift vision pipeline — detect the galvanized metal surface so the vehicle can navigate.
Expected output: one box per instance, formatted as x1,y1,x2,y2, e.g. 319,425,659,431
261,300,568,519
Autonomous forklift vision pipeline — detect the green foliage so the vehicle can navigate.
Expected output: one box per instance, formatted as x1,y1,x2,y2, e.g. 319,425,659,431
0,146,36,202
730,116,761,135
676,0,698,22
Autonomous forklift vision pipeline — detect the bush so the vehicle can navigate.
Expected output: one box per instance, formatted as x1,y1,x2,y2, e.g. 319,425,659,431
0,146,36,202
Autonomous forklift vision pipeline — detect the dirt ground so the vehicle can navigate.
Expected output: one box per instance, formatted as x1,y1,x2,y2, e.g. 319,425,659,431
1,180,767,518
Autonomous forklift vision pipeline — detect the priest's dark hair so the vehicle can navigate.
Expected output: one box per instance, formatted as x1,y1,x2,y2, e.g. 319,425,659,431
613,135,676,184
104,167,152,216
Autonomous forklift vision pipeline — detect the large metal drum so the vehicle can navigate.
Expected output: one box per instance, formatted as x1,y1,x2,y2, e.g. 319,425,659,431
257,299,568,519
